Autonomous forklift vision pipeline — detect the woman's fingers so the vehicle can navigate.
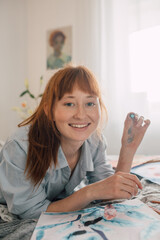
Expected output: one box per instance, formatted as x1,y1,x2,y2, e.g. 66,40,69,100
116,171,143,190
120,191,132,200
136,116,144,127
127,112,150,128
132,114,150,129
113,172,141,198
94,172,142,201
143,119,151,129
122,178,138,190
120,185,136,198
120,179,139,198
105,172,142,200
135,116,150,128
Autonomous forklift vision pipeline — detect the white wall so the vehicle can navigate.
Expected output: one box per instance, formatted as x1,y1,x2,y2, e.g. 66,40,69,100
26,0,101,93
0,0,28,141
0,0,101,141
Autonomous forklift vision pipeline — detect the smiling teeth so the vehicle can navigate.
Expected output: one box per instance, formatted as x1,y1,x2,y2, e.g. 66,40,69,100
70,124,88,128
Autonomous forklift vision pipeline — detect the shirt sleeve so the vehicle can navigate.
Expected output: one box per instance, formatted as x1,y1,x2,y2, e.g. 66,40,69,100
0,140,51,219
87,135,115,184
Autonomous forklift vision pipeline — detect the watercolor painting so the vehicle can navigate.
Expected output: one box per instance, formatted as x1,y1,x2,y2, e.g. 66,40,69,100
31,199,160,240
46,26,72,70
131,162,160,185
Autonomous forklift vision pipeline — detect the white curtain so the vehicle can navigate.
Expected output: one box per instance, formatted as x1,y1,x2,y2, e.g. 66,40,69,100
99,0,160,155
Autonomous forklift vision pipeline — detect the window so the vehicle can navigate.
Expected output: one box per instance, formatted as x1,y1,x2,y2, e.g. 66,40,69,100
129,25,160,104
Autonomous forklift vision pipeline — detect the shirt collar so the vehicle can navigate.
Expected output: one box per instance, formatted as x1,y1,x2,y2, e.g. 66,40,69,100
55,140,94,172
55,146,68,169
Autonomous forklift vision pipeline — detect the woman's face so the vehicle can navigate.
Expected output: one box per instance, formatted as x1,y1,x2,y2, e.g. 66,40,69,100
54,85,101,146
53,35,64,52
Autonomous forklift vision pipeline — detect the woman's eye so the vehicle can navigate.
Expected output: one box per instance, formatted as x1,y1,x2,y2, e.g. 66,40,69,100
64,103,74,107
86,102,95,107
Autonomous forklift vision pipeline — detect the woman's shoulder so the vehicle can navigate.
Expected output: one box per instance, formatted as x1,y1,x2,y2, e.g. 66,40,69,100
6,125,30,153
10,125,29,140
0,126,30,170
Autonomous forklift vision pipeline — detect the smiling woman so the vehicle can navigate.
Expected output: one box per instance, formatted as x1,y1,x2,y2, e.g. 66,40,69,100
20,65,107,185
0,65,150,219
54,89,101,143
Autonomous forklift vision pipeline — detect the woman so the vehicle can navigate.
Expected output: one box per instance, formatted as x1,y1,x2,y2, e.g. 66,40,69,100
0,65,150,219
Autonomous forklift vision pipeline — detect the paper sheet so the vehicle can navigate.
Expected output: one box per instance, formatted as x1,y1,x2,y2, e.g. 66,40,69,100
31,199,160,240
131,162,160,185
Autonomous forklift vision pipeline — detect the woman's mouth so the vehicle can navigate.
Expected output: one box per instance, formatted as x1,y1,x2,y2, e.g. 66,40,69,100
68,123,90,128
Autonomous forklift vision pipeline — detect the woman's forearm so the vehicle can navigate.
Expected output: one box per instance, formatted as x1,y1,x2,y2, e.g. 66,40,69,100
116,146,135,173
46,185,93,213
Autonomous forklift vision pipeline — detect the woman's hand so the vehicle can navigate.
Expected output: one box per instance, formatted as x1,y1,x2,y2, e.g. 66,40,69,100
121,112,150,151
88,171,142,201
116,112,150,173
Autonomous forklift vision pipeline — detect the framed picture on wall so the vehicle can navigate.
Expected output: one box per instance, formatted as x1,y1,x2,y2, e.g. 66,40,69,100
46,25,72,70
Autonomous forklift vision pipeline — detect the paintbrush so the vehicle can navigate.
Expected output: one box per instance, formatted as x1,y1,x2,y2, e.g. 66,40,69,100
150,200,160,204
149,206,160,215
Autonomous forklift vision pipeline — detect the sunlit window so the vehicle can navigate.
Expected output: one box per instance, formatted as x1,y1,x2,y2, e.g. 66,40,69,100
129,25,160,103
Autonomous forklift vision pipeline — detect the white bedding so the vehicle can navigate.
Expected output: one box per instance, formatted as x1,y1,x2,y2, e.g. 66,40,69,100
0,140,4,151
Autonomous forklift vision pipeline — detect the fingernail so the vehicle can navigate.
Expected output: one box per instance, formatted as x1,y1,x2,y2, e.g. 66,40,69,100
130,113,135,119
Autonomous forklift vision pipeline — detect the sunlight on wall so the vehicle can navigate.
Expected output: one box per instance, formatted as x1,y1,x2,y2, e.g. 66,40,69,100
129,25,160,103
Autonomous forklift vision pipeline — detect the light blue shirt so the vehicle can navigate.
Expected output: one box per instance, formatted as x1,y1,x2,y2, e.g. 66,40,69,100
0,126,114,219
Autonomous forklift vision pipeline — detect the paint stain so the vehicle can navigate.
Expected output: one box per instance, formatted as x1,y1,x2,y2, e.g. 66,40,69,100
84,217,103,226
36,230,44,240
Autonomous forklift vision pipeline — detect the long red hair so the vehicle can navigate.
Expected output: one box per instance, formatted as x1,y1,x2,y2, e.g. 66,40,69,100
19,65,107,186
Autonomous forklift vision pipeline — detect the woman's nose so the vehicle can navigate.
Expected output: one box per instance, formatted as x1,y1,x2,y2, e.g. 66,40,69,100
74,105,86,119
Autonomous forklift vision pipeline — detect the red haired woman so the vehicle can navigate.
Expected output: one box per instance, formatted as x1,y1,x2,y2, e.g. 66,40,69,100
0,66,150,219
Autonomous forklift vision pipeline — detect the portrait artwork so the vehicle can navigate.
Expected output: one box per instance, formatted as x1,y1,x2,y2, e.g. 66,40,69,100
46,26,72,70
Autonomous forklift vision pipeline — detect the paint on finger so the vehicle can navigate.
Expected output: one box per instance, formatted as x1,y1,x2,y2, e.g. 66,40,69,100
127,136,134,143
130,113,135,119
128,127,132,134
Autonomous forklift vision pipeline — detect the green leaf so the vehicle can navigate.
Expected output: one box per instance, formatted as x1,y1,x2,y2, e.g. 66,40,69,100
29,92,35,99
38,93,43,98
19,90,29,97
